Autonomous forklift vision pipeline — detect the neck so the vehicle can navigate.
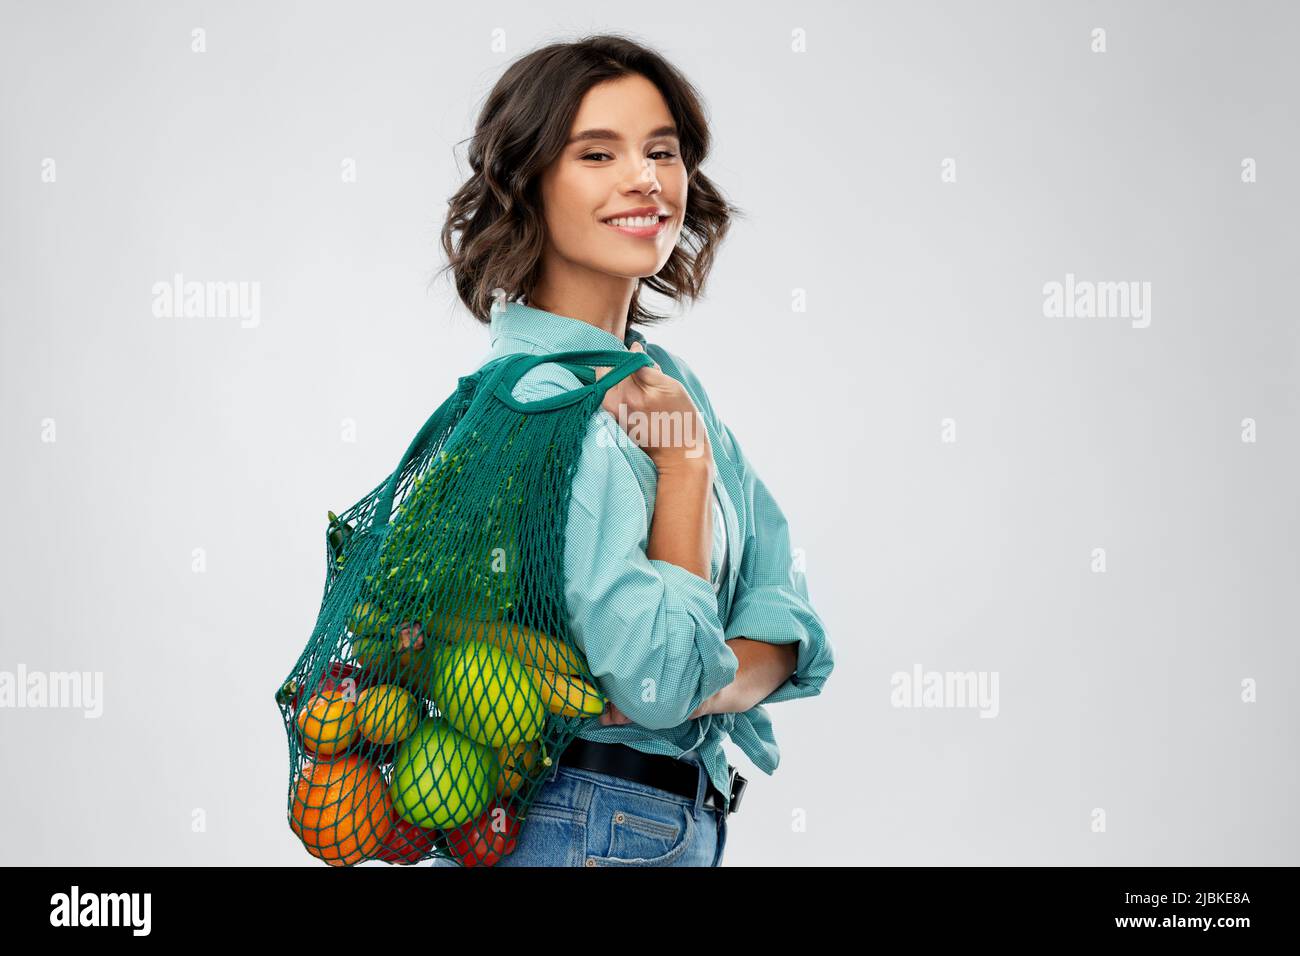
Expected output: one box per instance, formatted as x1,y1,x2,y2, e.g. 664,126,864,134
528,260,635,343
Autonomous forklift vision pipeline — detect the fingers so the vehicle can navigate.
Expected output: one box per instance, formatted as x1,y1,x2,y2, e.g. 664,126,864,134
600,701,633,725
597,340,658,414
629,340,660,372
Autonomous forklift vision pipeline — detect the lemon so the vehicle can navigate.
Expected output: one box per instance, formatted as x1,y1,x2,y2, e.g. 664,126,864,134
356,684,420,746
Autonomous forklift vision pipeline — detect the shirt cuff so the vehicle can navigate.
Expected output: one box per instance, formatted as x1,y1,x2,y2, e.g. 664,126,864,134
724,582,829,705
647,557,737,703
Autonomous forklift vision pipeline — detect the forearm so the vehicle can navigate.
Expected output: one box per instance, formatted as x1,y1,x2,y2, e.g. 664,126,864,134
596,457,728,729
692,637,799,716
647,457,798,716
646,459,715,581
604,635,798,726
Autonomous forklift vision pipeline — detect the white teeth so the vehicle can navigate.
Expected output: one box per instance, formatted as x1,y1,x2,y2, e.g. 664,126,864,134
604,215,662,228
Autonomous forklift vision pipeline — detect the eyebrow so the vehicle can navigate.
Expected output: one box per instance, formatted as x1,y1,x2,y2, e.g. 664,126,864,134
567,125,679,145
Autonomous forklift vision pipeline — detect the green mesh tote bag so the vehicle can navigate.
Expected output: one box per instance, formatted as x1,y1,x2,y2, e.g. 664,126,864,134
274,346,655,866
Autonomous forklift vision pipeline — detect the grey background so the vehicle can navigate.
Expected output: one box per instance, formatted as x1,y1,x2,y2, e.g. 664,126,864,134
1,0,1296,866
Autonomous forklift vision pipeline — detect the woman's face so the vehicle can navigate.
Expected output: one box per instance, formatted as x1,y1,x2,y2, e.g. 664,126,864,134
539,73,687,283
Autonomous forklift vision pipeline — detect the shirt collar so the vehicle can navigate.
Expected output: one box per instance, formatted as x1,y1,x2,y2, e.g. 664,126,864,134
486,299,647,358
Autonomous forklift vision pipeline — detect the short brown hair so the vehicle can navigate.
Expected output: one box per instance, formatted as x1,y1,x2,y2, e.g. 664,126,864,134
435,33,743,329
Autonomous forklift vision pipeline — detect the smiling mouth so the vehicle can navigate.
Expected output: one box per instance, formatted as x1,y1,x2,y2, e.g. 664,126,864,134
601,214,669,224
601,214,670,237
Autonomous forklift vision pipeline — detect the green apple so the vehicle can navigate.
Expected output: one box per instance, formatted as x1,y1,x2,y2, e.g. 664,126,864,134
390,719,497,829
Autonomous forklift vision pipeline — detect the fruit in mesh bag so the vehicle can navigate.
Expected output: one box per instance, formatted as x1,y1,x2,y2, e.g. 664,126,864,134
347,600,398,640
289,754,393,866
426,612,586,674
391,719,498,829
276,661,364,713
445,800,522,867
356,684,420,746
350,613,423,663
497,739,547,797
430,639,545,748
379,440,525,621
296,687,359,757
375,809,441,864
350,616,445,702
377,539,522,625
524,665,606,717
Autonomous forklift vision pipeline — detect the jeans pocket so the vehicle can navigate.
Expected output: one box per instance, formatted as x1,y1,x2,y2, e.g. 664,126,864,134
494,803,585,866
585,785,696,867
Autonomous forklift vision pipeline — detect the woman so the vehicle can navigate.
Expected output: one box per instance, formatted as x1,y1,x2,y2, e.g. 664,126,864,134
431,34,834,867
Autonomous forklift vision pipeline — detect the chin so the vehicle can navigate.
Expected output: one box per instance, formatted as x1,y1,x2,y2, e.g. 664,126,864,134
593,256,667,278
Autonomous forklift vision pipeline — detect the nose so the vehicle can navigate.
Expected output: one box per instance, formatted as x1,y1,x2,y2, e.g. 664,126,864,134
624,155,660,194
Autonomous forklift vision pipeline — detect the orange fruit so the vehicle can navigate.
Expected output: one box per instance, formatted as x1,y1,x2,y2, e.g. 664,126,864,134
296,688,358,756
289,755,393,866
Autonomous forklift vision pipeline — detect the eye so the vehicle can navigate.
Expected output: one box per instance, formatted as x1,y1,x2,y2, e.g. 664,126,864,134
580,150,679,162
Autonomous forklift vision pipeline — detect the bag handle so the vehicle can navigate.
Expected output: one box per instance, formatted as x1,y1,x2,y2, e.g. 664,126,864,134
493,348,655,414
370,349,648,529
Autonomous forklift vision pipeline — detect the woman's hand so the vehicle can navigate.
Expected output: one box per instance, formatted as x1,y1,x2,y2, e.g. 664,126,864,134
599,701,635,726
595,341,711,472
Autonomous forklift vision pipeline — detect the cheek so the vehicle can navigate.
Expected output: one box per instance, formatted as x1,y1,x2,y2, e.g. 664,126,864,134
664,167,688,201
546,176,605,240
662,181,688,229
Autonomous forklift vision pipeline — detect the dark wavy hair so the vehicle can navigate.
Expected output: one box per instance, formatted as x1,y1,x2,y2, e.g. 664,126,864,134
435,33,743,329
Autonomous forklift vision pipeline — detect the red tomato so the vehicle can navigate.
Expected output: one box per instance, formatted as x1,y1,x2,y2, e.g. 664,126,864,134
376,810,439,864
445,802,521,867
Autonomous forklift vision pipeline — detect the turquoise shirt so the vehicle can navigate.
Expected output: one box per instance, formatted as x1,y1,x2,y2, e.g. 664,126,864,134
476,299,835,811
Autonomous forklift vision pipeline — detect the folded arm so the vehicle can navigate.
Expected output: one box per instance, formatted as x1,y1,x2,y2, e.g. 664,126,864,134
548,380,738,731
687,638,799,717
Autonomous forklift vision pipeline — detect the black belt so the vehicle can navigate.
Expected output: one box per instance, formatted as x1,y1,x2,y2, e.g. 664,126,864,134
556,738,747,816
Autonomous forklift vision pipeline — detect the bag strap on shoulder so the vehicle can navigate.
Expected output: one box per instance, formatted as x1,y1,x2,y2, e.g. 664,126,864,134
493,348,655,414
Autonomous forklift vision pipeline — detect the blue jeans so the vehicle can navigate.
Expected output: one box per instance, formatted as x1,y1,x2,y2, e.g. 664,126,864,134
429,749,729,867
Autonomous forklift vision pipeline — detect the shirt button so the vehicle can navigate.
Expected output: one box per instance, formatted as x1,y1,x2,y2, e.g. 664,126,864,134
584,857,597,867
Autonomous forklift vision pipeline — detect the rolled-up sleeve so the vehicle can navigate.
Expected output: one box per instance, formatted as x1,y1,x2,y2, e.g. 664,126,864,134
720,422,835,706
513,366,739,730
